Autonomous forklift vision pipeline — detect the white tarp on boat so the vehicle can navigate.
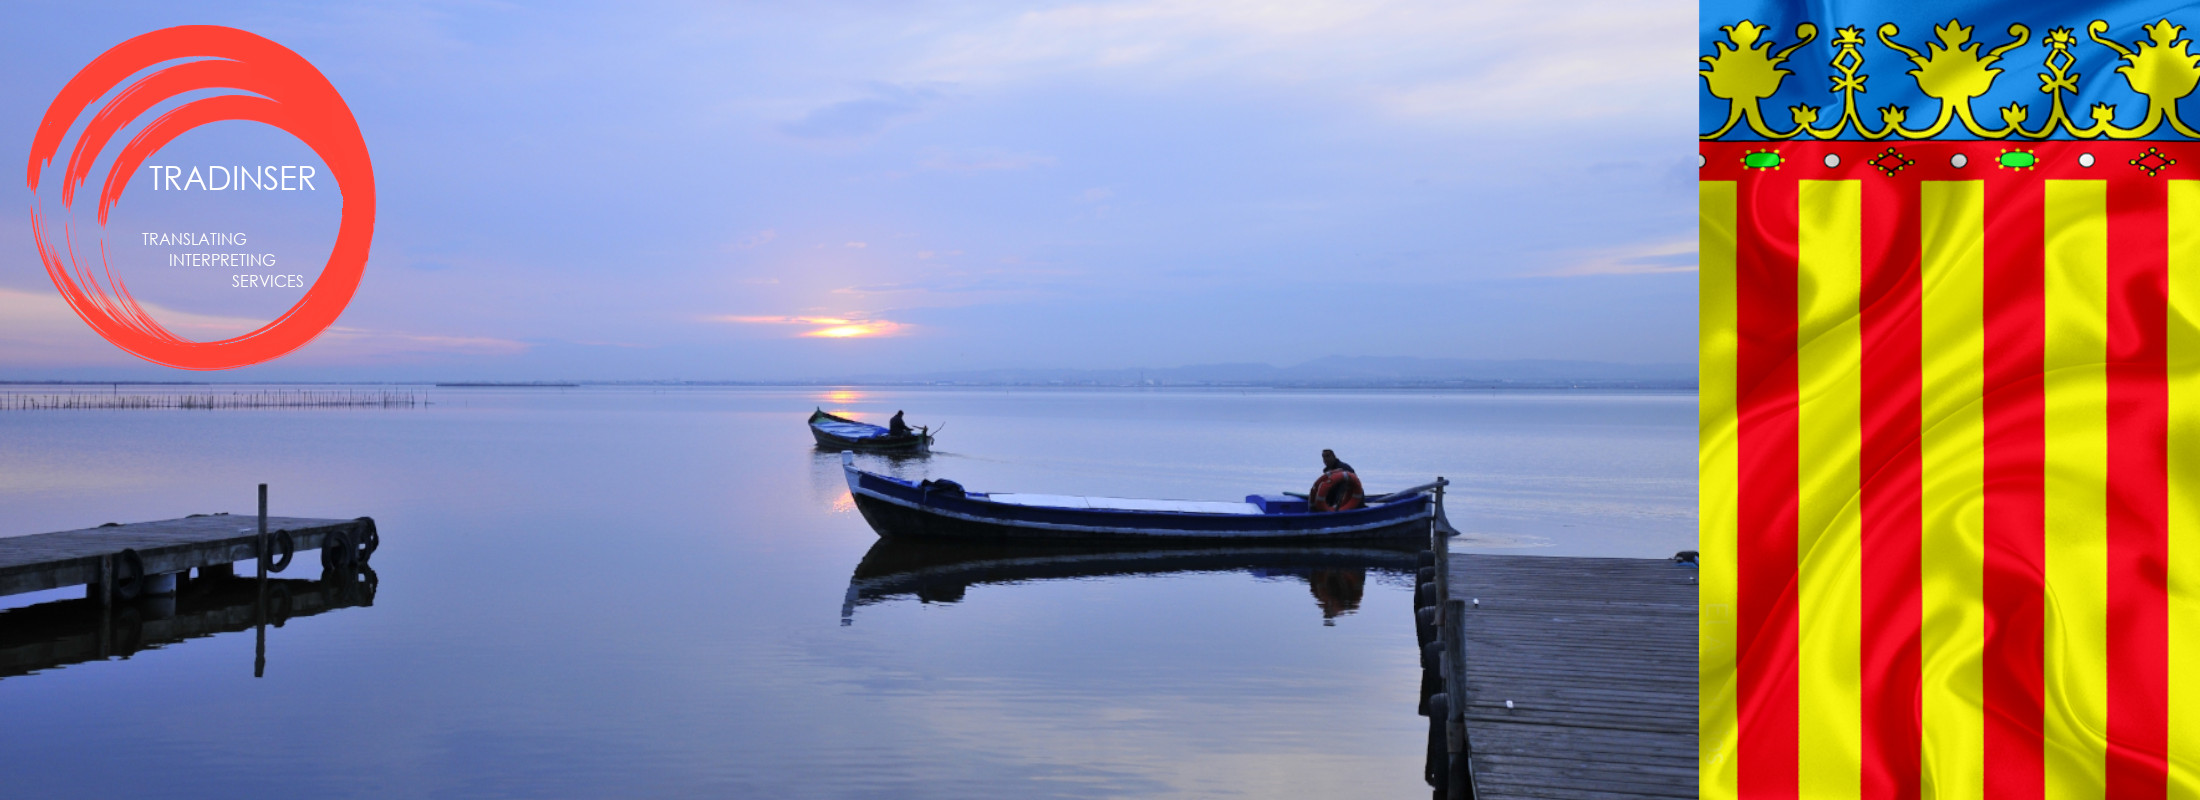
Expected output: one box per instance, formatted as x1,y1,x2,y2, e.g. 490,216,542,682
984,493,1263,515
813,419,885,439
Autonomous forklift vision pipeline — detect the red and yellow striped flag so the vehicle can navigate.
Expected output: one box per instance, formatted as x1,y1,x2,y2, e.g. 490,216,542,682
1701,12,2200,798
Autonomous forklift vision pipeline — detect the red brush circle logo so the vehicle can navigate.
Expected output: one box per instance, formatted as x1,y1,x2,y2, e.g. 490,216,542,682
26,26,374,370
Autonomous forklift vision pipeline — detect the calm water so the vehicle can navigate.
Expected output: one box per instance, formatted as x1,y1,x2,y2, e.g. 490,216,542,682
0,387,1693,798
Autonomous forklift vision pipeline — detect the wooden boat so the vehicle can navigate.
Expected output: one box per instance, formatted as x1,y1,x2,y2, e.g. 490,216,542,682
809,409,933,452
840,452,1443,542
840,536,1419,622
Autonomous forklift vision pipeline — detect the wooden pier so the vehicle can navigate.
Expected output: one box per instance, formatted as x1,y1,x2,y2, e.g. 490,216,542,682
1415,510,1697,798
0,514,376,603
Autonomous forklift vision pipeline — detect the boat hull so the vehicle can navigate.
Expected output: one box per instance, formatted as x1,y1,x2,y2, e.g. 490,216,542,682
845,463,1437,542
809,410,932,452
810,427,932,452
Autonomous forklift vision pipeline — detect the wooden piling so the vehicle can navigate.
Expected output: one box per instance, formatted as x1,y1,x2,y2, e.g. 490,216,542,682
257,485,268,582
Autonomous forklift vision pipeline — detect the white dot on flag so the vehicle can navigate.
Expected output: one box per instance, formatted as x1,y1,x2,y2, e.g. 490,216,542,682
2080,153,2096,167
1824,154,1840,168
1951,154,1969,168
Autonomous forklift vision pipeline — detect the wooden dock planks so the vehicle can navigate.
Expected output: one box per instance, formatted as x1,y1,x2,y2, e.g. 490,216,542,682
0,516,367,597
1447,554,1698,799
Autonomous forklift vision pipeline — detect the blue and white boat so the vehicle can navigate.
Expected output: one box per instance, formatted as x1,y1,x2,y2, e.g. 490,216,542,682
841,452,1444,541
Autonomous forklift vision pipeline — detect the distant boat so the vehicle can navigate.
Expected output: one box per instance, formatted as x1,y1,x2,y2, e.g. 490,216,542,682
809,409,933,452
841,452,1442,541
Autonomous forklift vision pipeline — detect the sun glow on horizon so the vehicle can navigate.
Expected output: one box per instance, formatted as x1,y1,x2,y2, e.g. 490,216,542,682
805,324,881,338
709,314,906,339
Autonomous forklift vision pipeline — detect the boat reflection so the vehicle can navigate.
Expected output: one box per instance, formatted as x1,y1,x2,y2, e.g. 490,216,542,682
0,565,378,680
840,537,1417,625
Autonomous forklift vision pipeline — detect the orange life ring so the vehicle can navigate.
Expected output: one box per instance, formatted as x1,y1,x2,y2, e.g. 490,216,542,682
1309,469,1364,512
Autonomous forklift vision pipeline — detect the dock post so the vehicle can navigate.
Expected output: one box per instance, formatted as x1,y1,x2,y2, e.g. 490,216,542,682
1433,480,1449,611
256,484,268,581
255,483,268,678
1443,596,1471,799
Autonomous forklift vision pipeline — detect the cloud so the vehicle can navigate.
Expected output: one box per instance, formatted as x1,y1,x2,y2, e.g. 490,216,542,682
0,284,267,346
1529,238,1696,277
826,268,1075,306
779,83,942,139
0,285,529,366
705,314,909,338
0,285,141,366
725,229,778,251
919,149,1056,171
896,0,1692,129
835,281,980,295
313,327,532,356
845,241,868,249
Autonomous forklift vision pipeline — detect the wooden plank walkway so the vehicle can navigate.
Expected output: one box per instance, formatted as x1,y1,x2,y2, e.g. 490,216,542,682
0,515,372,598
1446,554,1697,799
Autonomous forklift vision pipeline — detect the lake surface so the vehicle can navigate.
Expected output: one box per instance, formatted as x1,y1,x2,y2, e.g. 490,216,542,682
0,386,1693,798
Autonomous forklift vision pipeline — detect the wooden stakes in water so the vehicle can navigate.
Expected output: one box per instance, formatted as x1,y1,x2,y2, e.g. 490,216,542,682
0,390,422,410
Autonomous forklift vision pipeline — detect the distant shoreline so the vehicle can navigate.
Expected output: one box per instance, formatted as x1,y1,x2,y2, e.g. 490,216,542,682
432,382,580,388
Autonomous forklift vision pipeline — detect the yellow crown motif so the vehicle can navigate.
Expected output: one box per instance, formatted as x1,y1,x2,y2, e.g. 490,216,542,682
1701,18,2200,139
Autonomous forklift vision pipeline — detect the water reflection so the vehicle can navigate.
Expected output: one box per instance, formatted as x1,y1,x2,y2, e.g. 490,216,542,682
841,537,1416,625
809,449,935,512
1304,568,1367,621
0,565,378,680
0,387,1683,796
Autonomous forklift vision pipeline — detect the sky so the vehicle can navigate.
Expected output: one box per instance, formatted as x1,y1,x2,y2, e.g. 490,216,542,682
1,0,1698,381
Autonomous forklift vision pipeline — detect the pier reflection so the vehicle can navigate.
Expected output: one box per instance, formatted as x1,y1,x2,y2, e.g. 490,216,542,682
840,537,1417,624
0,565,378,680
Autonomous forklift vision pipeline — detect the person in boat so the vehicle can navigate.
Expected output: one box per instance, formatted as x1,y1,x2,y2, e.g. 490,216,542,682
888,410,911,436
1309,449,1365,512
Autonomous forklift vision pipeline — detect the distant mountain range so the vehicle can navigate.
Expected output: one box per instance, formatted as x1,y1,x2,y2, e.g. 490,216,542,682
816,356,1694,388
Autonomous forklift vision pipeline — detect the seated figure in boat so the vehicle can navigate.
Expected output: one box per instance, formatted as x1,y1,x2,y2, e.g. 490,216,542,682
1309,449,1365,512
889,410,910,436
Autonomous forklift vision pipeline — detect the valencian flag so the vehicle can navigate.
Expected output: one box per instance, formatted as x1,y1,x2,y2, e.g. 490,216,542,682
1701,1,2200,797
